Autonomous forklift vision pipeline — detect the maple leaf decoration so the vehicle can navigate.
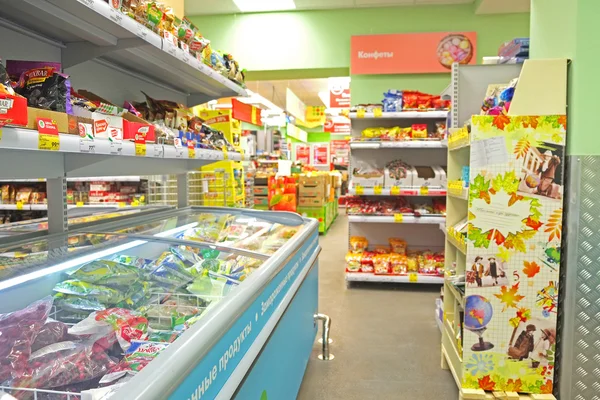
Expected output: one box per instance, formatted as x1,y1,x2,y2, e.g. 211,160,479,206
540,379,553,394
525,216,543,231
505,378,523,392
522,116,539,129
523,261,541,278
493,114,511,130
544,208,563,242
558,115,567,130
494,283,525,311
478,375,496,391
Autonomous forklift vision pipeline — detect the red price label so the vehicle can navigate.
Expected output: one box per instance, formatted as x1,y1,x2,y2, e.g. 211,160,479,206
37,118,59,135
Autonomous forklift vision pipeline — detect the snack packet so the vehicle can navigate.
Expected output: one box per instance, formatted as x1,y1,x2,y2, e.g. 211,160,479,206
349,236,368,253
53,280,124,305
389,238,407,255
100,340,169,385
15,67,71,113
68,260,140,286
373,254,390,274
345,252,362,272
54,293,107,313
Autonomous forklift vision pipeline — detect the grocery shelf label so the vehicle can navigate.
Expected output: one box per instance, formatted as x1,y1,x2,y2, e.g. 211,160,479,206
420,186,429,195
409,273,418,283
355,185,364,195
374,185,382,195
373,108,383,118
356,109,366,118
118,202,126,208
16,202,23,210
79,138,95,153
37,118,60,151
110,140,123,155
0,128,2,141
222,146,229,160
108,6,123,25
394,213,403,222
135,142,146,157
153,145,164,158
188,147,196,159
390,186,401,196
76,202,84,207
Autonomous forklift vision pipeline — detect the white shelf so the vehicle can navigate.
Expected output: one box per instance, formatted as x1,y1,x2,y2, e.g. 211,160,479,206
0,203,144,211
0,0,247,103
350,141,447,149
0,128,247,179
435,308,443,333
348,215,445,224
445,280,465,308
0,176,143,183
447,187,469,200
349,111,448,119
346,272,445,284
349,186,447,197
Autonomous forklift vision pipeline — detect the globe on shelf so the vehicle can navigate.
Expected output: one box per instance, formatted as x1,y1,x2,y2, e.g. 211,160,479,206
437,34,473,70
465,294,495,351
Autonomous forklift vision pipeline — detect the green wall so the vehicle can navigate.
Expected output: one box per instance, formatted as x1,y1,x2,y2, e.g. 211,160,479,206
191,6,529,103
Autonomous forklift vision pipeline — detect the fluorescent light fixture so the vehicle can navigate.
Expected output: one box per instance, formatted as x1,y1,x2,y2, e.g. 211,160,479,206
233,0,296,12
0,222,199,291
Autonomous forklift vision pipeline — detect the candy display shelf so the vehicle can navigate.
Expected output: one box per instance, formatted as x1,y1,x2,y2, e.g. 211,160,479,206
444,280,465,308
350,141,447,149
447,187,469,200
346,272,445,284
446,232,467,255
0,0,247,104
349,111,448,119
0,203,148,211
348,186,447,197
348,215,445,224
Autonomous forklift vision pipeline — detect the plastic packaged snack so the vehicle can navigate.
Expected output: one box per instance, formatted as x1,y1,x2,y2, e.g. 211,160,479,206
373,254,390,274
147,252,194,289
100,340,169,385
53,280,124,305
15,67,71,113
360,252,375,273
389,238,407,255
389,253,408,274
68,308,148,351
9,341,116,398
68,260,140,286
0,297,53,382
349,236,368,253
31,320,74,353
54,293,107,313
411,124,428,139
407,256,419,272
345,252,362,272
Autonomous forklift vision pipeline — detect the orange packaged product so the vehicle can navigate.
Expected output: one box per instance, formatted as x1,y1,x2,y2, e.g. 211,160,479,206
373,254,390,275
388,238,407,255
407,255,419,272
350,236,369,253
345,252,363,272
360,251,375,273
373,245,390,254
389,253,408,274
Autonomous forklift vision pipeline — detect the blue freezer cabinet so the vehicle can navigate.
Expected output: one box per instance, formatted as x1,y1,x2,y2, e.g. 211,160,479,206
0,207,320,400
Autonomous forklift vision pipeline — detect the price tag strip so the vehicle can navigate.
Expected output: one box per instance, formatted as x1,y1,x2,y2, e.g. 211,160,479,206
373,108,383,118
373,185,382,195
356,109,366,118
135,142,146,157
408,273,418,283
37,118,60,151
355,185,364,195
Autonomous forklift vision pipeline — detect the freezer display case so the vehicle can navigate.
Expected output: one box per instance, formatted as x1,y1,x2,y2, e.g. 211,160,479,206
0,207,320,400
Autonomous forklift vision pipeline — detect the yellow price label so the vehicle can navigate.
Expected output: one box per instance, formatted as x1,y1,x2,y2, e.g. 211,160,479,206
0,128,2,141
390,186,401,196
135,143,146,157
139,195,145,203
188,148,196,159
16,202,23,210
409,272,418,283
373,108,383,118
355,185,364,195
356,109,365,118
38,134,60,151
118,202,126,208
222,146,229,160
131,200,140,207
394,213,403,223
76,202,84,207
420,186,429,195
373,185,382,195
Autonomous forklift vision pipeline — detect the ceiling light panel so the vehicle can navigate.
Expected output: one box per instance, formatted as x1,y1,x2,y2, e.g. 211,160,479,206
233,0,296,12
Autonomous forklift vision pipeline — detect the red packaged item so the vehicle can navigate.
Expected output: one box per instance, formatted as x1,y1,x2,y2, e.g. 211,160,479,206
0,297,53,382
68,308,148,352
417,93,432,110
411,124,428,139
9,341,116,399
360,251,375,273
31,320,74,353
402,91,418,110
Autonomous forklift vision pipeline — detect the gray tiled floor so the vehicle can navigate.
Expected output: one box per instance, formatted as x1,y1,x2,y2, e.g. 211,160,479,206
297,214,458,400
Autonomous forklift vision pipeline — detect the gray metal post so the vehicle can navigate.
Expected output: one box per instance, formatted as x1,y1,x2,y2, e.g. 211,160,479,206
314,313,333,360
176,173,189,208
46,176,68,234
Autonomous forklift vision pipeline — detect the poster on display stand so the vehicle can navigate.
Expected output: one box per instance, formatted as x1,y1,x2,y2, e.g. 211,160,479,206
294,144,310,164
462,114,566,394
312,143,330,167
330,139,350,167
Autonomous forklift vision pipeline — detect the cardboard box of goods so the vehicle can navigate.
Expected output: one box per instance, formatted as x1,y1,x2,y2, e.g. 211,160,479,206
123,113,156,142
26,108,75,134
92,112,123,141
254,187,268,196
299,175,328,198
298,196,326,207
352,174,384,188
384,166,415,188
0,93,28,126
412,166,445,188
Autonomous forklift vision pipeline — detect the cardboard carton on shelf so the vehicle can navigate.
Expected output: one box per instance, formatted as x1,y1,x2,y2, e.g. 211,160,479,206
384,166,415,188
26,107,93,135
352,173,384,188
412,166,446,188
298,175,329,198
298,196,326,207
0,93,28,126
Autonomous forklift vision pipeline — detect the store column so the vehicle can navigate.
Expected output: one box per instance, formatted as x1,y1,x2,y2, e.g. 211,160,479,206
530,1,600,399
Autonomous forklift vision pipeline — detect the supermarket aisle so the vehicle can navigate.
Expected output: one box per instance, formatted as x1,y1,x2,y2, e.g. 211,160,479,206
297,214,457,400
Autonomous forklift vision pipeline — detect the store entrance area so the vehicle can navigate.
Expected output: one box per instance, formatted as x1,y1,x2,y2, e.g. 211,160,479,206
298,215,457,400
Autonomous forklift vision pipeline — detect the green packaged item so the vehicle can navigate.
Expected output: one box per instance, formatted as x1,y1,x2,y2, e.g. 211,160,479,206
53,280,124,305
146,330,182,343
115,282,152,310
140,303,200,330
186,273,234,301
180,214,234,243
170,246,202,268
147,253,194,289
200,248,220,260
54,293,107,312
199,259,221,273
68,260,139,286
112,255,153,269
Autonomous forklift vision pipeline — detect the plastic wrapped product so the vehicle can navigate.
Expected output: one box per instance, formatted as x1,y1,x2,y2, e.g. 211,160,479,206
360,252,375,273
53,280,124,305
170,246,202,269
389,238,407,255
8,341,116,399
373,254,391,275
146,252,194,289
114,281,152,310
345,252,362,272
0,297,53,382
349,236,368,253
100,341,169,386
139,303,199,330
146,330,181,343
68,309,148,351
15,67,71,113
31,320,74,353
54,293,107,313
68,260,140,286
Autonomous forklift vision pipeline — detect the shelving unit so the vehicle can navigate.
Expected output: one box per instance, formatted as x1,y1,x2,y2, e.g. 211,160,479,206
346,110,448,285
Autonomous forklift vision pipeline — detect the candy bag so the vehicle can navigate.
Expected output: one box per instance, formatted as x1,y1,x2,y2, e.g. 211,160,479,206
53,280,124,305
68,260,140,286
68,308,148,351
0,296,53,382
15,67,71,113
349,236,368,253
9,341,116,398
345,252,362,272
100,340,168,385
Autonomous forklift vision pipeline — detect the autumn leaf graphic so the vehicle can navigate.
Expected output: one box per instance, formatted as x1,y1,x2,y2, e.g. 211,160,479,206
544,208,563,242
523,261,541,278
540,379,553,394
478,375,496,391
558,115,567,130
522,116,539,129
494,283,525,311
505,378,523,392
492,114,511,130
496,247,512,262
513,138,531,159
525,216,543,231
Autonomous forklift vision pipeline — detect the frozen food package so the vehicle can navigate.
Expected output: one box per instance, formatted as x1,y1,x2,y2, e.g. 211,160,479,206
68,260,140,286
100,340,169,385
53,280,124,305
